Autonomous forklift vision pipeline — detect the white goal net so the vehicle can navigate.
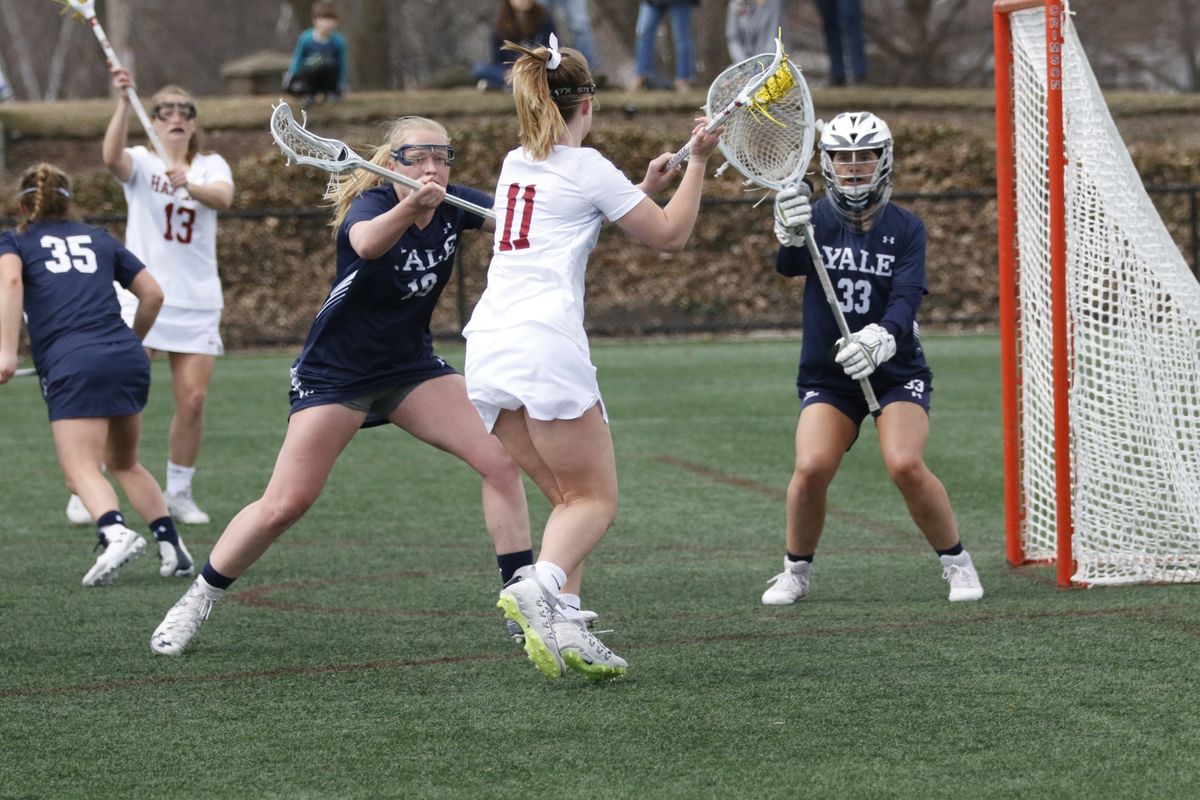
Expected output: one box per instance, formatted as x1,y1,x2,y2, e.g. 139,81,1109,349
1008,6,1200,584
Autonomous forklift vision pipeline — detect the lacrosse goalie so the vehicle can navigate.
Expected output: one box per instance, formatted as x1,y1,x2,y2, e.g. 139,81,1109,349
762,111,984,605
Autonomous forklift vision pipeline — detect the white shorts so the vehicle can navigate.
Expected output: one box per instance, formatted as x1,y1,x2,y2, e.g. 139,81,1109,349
465,322,607,432
143,306,224,356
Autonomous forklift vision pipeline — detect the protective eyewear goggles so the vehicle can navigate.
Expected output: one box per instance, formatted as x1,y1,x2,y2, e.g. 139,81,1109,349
391,144,456,167
152,101,197,121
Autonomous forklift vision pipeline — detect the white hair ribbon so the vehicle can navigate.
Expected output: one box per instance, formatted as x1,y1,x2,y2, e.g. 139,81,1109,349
546,32,562,70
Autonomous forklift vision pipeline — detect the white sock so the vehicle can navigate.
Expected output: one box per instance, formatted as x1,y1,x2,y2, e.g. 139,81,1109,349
533,560,566,596
557,592,584,621
166,462,195,496
940,551,972,567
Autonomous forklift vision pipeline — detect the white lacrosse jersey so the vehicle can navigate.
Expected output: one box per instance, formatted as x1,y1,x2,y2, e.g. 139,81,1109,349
462,145,645,348
120,146,233,310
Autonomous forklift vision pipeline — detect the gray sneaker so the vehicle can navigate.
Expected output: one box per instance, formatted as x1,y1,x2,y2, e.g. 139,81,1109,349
553,614,627,682
150,579,222,655
761,559,811,605
81,525,147,587
497,571,563,678
157,537,195,578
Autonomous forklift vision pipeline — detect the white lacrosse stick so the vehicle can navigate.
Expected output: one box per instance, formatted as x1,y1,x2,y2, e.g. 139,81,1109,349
708,49,879,414
666,36,793,171
13,368,36,378
57,0,169,164
269,102,496,222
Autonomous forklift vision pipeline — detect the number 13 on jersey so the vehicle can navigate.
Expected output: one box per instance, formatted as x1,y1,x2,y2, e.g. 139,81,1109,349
498,183,535,252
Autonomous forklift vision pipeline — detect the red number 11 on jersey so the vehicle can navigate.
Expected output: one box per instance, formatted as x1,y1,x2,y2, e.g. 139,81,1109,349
498,182,536,251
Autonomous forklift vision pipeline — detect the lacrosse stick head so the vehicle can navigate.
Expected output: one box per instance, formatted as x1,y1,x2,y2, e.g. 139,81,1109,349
54,0,96,19
706,53,816,192
269,100,361,173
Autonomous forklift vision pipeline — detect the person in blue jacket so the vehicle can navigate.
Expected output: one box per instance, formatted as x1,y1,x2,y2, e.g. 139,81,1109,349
0,163,194,588
284,1,348,107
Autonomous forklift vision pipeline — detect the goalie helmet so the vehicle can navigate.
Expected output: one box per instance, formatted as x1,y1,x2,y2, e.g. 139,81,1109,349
819,111,893,232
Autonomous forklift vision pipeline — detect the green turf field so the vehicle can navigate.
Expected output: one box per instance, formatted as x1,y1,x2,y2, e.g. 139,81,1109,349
3,336,1199,799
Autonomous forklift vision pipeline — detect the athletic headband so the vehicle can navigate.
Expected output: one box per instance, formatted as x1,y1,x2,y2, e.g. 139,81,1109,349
546,33,562,70
550,82,596,98
18,186,72,200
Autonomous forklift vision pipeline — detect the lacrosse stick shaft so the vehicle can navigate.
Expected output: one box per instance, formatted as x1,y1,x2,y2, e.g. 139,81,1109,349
69,1,169,162
356,161,496,221
14,368,36,378
804,226,881,415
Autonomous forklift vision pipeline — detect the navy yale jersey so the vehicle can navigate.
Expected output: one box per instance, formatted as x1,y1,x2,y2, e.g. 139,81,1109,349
776,198,932,395
0,220,144,370
289,184,491,404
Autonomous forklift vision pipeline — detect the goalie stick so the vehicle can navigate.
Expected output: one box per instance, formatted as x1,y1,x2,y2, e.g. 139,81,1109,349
269,102,496,222
665,37,794,171
706,46,879,414
55,0,169,164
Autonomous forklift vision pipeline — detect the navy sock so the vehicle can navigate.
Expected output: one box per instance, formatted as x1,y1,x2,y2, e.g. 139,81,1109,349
96,510,125,529
497,549,535,584
150,516,178,544
936,542,964,557
200,561,236,591
786,551,814,564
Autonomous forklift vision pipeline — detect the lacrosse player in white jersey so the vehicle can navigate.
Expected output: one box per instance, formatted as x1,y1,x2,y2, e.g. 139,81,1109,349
464,34,722,681
762,111,983,606
99,68,234,527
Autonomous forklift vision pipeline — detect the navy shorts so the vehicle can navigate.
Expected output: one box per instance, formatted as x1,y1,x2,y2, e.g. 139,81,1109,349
289,363,457,429
41,341,151,421
799,376,933,429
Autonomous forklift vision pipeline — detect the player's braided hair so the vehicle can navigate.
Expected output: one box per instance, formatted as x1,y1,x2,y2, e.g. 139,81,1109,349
150,84,202,164
15,163,72,233
505,40,593,161
326,116,451,238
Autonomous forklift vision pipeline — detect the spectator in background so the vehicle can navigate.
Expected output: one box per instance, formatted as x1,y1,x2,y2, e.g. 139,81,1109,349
633,0,699,93
284,2,348,107
544,0,603,83
815,0,868,86
474,0,556,92
726,0,783,63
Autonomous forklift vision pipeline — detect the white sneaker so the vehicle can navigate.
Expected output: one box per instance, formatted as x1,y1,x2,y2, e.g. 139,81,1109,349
497,570,563,678
157,537,195,578
507,607,599,643
554,613,627,681
941,552,984,602
150,579,222,655
66,494,93,525
761,559,811,605
166,490,210,525
81,525,147,587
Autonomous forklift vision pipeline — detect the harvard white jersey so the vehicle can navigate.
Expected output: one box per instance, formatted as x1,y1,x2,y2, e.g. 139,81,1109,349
121,146,233,310
462,146,645,348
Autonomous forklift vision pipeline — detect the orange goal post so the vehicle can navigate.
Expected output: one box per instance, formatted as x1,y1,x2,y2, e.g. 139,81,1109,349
993,0,1200,587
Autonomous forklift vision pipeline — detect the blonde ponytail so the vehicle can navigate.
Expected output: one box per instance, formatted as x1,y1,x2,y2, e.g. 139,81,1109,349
15,163,72,233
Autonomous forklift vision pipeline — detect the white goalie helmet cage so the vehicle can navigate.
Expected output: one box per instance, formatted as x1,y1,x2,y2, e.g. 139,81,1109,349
819,111,894,226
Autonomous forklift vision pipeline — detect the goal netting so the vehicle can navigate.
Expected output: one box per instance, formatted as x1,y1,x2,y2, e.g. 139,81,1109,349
1001,3,1200,584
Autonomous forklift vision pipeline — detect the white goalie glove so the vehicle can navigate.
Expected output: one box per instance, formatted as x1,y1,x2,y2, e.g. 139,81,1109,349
835,323,897,380
773,180,812,248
